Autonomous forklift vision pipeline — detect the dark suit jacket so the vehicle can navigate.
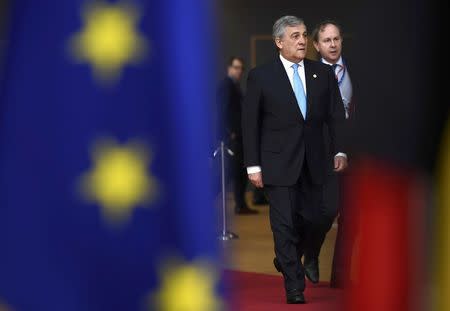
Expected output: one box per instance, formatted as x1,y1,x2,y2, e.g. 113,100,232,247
217,76,243,141
241,57,345,186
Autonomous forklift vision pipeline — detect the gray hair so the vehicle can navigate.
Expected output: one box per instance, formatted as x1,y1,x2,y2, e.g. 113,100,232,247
272,16,305,39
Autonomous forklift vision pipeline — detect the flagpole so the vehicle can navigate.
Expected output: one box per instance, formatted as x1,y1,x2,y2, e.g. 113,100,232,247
214,141,239,240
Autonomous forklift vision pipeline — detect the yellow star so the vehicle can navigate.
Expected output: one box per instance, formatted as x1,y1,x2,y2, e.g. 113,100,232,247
81,138,158,224
152,260,222,311
69,1,147,83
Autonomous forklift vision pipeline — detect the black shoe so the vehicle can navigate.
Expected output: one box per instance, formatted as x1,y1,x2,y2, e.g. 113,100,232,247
304,258,319,284
273,257,283,274
330,280,342,288
330,276,351,289
286,289,306,304
235,206,259,215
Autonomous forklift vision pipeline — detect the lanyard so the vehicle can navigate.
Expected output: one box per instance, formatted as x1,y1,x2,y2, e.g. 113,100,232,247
322,58,346,86
335,61,346,86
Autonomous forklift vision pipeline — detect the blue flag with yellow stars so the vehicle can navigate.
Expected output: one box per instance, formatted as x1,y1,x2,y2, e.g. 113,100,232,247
0,1,222,310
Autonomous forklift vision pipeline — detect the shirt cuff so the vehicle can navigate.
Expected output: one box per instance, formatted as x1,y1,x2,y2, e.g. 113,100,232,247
335,152,347,159
247,166,262,174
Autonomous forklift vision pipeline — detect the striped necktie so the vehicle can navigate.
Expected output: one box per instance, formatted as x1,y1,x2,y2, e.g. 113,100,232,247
332,63,345,85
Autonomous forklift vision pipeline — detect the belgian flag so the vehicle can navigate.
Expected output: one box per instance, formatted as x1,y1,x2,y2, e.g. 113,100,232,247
338,0,448,310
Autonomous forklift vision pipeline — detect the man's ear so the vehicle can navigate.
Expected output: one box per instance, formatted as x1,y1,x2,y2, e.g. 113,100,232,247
313,41,320,52
275,38,283,50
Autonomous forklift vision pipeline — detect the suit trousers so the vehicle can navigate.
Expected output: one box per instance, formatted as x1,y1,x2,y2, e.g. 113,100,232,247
264,165,323,291
304,172,339,260
330,173,358,287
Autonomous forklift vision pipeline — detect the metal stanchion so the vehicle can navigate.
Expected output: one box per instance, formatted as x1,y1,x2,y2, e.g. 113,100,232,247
213,141,239,240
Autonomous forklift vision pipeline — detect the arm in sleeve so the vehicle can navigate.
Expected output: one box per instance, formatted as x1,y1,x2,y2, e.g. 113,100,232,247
241,69,262,167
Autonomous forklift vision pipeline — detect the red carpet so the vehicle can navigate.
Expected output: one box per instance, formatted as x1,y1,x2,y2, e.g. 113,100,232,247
225,270,343,311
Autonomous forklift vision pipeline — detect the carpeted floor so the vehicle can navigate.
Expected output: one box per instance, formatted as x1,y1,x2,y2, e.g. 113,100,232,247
225,270,343,311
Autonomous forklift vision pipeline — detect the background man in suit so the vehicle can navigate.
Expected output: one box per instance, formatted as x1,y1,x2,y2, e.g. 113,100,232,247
305,20,355,287
241,15,347,304
218,57,258,215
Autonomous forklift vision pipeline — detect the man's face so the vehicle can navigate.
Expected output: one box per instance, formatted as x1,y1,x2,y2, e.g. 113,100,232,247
313,24,342,64
275,24,308,63
228,59,244,81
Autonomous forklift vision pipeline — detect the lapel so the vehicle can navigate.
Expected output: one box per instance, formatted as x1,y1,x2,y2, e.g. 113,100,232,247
303,59,316,120
273,57,304,121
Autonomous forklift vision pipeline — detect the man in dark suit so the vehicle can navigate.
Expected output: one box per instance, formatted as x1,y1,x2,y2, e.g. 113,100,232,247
218,57,258,214
241,16,347,303
301,20,355,288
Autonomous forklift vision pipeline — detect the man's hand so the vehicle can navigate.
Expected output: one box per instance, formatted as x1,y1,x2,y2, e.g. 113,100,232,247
248,172,264,188
334,156,348,172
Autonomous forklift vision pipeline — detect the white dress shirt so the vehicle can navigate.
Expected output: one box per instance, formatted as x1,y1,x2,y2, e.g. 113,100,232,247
279,54,307,95
247,54,346,175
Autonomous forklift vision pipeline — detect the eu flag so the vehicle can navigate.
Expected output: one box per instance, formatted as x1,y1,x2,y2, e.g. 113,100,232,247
0,1,220,310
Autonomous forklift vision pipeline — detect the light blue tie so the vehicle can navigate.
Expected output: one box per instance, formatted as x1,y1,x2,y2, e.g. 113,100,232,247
292,63,307,119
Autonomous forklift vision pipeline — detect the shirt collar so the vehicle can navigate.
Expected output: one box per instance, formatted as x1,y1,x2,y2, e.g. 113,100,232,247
321,56,343,67
279,54,304,71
